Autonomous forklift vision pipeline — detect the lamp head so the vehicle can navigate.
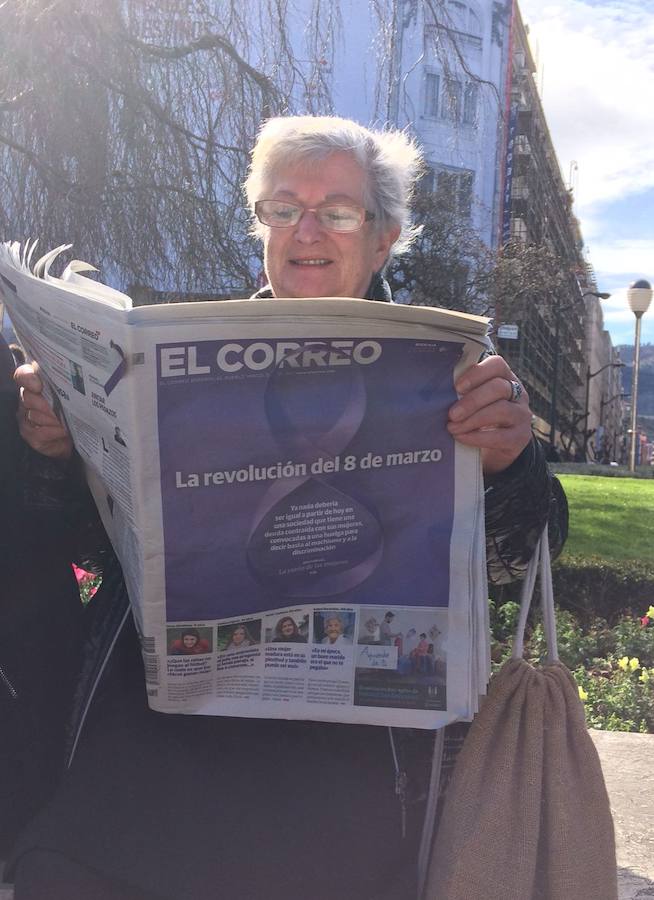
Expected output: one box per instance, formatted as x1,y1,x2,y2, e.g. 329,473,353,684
627,279,653,316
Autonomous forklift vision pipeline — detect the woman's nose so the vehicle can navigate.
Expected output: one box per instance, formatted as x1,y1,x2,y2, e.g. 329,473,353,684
294,209,324,242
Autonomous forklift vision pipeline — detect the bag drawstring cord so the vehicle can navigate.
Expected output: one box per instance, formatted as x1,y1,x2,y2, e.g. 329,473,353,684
388,726,408,839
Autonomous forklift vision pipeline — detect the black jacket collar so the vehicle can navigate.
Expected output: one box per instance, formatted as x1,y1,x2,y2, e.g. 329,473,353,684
250,271,392,303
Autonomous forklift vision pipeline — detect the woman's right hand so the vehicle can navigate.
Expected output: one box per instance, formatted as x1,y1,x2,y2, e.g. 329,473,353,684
14,363,73,460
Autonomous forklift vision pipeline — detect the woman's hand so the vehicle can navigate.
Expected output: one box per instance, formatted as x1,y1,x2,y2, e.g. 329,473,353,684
447,355,533,476
14,363,73,461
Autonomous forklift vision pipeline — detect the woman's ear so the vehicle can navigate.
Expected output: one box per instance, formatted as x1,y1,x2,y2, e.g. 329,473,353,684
374,225,401,270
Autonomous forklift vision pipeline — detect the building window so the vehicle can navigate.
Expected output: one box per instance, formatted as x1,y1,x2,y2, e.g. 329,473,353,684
428,76,477,125
441,77,462,122
418,166,436,194
511,217,528,242
424,72,440,118
426,0,483,40
463,82,478,125
435,167,475,219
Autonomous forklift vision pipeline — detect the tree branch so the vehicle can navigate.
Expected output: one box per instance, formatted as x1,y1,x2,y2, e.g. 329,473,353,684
121,30,282,104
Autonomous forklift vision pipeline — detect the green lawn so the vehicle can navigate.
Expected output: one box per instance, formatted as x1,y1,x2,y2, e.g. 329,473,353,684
558,475,654,563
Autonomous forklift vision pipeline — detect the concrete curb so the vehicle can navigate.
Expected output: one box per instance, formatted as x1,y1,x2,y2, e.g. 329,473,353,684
590,730,654,899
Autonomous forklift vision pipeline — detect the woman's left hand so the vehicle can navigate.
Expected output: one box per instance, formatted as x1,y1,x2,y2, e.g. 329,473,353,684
447,355,533,476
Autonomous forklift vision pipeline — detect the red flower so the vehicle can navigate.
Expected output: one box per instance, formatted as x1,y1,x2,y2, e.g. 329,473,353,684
72,564,95,585
73,564,86,582
640,616,650,627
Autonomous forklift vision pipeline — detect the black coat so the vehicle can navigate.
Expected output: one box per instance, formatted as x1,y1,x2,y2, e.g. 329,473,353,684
4,285,568,896
0,336,83,851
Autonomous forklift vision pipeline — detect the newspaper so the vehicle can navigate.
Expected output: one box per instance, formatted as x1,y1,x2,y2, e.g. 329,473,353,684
0,240,492,729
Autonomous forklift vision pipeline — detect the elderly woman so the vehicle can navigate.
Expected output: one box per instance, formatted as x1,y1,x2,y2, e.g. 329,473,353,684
320,613,353,646
9,116,566,900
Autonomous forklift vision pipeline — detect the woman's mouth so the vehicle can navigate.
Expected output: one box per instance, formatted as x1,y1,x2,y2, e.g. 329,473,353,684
290,258,332,266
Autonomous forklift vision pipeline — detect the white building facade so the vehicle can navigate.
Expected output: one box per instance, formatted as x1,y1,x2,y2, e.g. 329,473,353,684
287,0,512,249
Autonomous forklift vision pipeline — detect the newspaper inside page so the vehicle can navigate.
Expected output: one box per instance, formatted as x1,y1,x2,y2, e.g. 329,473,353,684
0,244,148,632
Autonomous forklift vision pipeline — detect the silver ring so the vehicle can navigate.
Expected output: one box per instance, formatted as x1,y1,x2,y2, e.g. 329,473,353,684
508,380,523,403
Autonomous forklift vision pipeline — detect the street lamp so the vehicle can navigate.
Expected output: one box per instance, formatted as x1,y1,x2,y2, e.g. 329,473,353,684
627,279,653,471
582,361,625,460
548,290,611,449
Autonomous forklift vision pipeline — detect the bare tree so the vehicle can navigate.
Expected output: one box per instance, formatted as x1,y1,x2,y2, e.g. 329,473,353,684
0,0,342,293
387,191,493,313
0,0,498,296
486,239,581,323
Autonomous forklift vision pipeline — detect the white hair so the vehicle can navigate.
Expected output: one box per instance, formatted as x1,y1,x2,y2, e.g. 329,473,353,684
244,115,424,257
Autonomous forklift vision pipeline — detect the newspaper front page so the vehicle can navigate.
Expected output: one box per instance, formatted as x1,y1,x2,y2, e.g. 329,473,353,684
1,242,491,729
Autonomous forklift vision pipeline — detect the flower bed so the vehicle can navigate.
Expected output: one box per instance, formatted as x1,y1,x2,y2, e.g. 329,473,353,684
490,600,654,733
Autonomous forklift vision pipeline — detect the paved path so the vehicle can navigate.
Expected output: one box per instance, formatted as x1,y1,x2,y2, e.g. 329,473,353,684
590,730,654,900
1,729,652,899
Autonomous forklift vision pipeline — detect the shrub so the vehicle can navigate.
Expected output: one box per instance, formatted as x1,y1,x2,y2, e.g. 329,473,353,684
574,662,654,733
528,610,614,670
489,600,654,732
549,463,653,479
489,557,654,622
551,555,654,621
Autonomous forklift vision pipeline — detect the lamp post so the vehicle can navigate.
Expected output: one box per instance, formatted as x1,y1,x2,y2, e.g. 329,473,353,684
627,280,653,472
548,290,610,450
582,362,625,460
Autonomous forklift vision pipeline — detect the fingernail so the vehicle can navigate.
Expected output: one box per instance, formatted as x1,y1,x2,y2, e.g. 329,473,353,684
457,378,470,393
449,406,463,421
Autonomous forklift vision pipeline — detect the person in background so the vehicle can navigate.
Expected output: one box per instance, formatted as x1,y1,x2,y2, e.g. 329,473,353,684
321,614,353,646
224,623,257,651
168,628,211,656
272,615,305,643
379,610,402,646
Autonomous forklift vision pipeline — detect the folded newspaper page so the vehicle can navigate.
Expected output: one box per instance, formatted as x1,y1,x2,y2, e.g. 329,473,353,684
1,241,491,729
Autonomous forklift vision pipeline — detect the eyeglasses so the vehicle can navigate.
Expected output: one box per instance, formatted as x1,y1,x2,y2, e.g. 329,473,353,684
254,199,375,233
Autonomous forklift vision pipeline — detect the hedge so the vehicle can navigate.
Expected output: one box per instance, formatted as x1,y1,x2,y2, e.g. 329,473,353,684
489,554,654,623
549,463,654,479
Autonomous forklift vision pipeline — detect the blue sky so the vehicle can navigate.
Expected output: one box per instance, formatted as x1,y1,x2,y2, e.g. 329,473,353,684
519,0,654,347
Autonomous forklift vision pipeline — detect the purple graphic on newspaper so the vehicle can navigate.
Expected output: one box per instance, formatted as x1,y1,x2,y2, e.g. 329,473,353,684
157,336,462,621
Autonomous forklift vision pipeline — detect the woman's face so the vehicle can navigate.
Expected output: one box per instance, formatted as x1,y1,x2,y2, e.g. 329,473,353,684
232,626,246,645
325,617,344,641
280,618,296,637
262,151,398,300
182,634,198,650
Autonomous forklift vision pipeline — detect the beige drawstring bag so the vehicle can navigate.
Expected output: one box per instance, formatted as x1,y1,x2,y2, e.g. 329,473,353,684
422,528,617,900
